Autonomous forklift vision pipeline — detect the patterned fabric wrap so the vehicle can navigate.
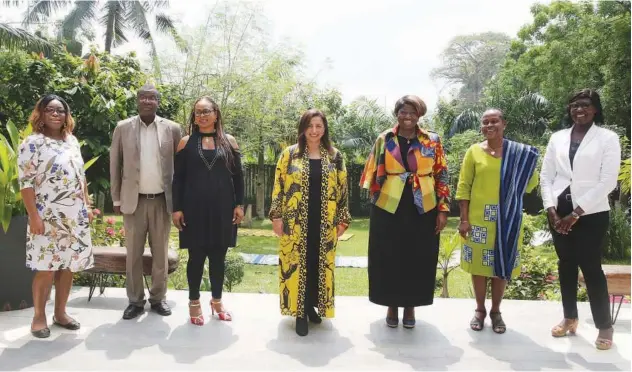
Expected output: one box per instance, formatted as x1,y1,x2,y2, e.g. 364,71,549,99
359,125,450,214
268,144,351,318
495,139,539,279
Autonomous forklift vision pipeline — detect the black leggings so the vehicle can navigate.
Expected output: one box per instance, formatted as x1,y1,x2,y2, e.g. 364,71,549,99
551,193,612,330
187,246,229,300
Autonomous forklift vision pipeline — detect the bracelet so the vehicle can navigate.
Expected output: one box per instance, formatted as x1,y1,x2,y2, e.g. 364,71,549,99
460,220,469,224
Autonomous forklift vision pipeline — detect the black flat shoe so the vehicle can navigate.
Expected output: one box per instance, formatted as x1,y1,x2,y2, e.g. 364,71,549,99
296,316,308,336
123,305,145,320
31,327,50,338
53,316,80,330
151,301,172,316
306,307,322,324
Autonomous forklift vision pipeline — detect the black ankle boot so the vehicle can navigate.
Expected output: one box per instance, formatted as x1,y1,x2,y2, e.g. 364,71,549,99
306,306,322,324
296,316,308,336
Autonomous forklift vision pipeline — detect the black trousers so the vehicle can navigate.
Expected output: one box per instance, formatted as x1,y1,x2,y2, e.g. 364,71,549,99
186,245,229,300
550,191,612,330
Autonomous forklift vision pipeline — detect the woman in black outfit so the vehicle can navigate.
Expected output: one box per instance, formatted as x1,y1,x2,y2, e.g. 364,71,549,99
540,89,621,350
360,95,450,329
172,96,244,325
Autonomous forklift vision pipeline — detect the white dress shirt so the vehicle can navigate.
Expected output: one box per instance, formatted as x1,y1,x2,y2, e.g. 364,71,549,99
138,118,164,194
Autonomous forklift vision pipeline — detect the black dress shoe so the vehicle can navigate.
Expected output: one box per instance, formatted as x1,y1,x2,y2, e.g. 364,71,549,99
306,307,322,324
150,301,172,316
296,316,308,336
122,305,145,320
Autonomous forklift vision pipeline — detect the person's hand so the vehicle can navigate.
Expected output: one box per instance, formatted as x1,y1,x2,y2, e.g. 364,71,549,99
172,211,185,231
29,215,44,235
547,208,561,226
113,206,121,215
337,224,348,238
556,214,578,235
458,220,471,239
272,219,283,237
87,209,94,224
233,207,244,225
435,212,448,235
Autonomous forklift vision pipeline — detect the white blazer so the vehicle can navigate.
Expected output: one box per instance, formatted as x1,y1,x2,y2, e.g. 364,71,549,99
540,124,621,216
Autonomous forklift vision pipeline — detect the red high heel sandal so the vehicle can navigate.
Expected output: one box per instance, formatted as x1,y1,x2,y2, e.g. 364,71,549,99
211,299,232,321
189,301,204,326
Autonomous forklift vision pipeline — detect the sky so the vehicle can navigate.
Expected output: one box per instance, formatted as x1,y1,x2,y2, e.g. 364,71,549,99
1,0,543,113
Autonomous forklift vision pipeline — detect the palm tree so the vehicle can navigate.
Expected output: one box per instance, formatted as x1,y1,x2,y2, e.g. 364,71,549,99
0,22,56,52
21,0,187,76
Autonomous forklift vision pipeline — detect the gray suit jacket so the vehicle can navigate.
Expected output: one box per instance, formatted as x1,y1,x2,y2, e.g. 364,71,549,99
110,115,183,215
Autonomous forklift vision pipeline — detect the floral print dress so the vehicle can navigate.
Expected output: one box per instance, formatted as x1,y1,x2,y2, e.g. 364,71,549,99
17,133,94,272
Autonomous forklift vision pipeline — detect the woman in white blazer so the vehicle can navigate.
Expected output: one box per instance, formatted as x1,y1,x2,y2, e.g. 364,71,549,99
540,89,621,350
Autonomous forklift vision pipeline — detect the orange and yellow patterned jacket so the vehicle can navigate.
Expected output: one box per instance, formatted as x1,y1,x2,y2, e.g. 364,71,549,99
359,125,450,214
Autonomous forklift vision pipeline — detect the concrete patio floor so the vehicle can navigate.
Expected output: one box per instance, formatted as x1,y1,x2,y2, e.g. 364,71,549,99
0,287,630,371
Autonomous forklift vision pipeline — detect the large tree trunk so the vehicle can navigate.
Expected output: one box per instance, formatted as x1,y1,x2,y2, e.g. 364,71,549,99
255,140,265,218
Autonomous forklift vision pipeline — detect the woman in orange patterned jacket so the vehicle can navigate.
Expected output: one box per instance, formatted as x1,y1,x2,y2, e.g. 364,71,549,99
360,95,450,329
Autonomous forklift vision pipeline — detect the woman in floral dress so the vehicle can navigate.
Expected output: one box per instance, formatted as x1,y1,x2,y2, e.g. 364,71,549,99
18,94,94,338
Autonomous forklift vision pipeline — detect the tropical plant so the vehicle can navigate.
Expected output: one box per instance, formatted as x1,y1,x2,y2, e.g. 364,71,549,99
437,232,462,298
620,157,631,194
0,22,57,52
20,0,187,76
332,96,392,164
0,120,98,233
604,205,631,260
505,247,559,301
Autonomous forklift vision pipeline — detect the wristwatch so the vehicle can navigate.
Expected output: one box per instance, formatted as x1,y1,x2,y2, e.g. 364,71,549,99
571,211,580,220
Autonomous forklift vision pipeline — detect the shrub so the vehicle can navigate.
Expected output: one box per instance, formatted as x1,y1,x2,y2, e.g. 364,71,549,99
505,246,559,300
604,205,631,260
522,211,548,246
223,250,245,292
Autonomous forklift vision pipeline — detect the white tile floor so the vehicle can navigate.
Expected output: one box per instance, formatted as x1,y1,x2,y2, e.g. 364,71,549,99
0,287,629,370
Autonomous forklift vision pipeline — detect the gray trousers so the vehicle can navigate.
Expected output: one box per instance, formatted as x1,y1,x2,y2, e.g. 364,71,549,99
123,194,170,306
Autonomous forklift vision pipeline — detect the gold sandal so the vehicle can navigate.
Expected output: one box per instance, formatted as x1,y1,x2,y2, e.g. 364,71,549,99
551,318,578,337
595,328,614,350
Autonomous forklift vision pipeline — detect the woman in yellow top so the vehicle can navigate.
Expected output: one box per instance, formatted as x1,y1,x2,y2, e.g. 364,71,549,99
456,109,539,334
269,109,351,336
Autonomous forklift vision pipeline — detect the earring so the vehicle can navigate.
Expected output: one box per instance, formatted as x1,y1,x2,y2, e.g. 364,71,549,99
38,121,44,129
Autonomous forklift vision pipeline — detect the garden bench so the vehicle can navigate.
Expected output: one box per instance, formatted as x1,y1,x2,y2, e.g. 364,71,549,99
85,246,179,301
579,264,630,324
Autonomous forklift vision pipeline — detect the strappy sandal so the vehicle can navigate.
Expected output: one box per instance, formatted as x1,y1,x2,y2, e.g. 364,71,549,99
189,300,204,326
490,311,506,334
470,309,486,331
211,299,232,321
551,318,578,337
595,327,614,350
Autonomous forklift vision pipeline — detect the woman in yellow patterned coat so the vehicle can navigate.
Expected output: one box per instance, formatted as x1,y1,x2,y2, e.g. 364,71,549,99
269,109,351,336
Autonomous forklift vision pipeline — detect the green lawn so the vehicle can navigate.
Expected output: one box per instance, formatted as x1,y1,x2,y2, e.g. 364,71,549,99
232,216,459,257
168,262,473,298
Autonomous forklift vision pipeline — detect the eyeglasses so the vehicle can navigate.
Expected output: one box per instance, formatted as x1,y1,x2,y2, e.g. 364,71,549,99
44,107,67,115
139,96,158,102
194,109,215,117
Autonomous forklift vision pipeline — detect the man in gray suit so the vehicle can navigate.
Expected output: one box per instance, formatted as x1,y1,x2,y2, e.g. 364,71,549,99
110,84,182,319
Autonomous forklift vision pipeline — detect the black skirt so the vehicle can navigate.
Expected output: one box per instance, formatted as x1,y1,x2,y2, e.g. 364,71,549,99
367,184,440,307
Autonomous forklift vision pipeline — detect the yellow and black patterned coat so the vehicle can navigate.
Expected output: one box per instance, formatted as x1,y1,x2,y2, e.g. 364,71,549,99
269,144,351,318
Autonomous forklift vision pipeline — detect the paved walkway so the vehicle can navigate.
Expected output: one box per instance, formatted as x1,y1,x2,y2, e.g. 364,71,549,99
0,287,629,370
